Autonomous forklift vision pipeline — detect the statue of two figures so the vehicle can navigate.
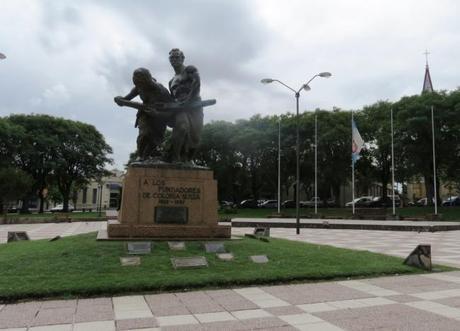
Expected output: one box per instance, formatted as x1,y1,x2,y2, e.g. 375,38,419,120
114,48,215,165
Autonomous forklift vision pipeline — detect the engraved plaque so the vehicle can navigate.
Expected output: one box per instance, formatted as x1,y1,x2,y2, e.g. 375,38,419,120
127,242,152,255
171,256,208,269
120,256,141,266
155,206,188,224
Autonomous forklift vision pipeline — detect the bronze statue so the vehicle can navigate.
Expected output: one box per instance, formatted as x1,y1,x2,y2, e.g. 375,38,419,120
168,48,203,163
114,68,173,161
114,50,216,165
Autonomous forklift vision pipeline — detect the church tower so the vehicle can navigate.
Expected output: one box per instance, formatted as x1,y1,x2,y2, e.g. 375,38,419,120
422,50,434,93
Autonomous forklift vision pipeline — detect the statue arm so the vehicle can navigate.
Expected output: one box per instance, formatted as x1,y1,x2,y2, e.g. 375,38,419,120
182,65,201,102
115,87,138,106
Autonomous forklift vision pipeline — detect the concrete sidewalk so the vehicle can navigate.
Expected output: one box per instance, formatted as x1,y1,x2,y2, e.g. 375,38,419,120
231,217,460,232
3,272,460,330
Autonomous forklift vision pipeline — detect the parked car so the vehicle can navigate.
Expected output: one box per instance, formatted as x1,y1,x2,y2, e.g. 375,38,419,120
364,196,400,208
442,196,460,207
258,200,278,208
50,204,74,212
281,200,296,208
300,197,323,208
415,197,435,207
238,199,258,208
345,196,373,208
219,200,236,209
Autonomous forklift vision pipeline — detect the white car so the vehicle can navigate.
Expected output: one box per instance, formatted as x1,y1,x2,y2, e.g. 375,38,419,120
345,196,373,207
50,204,75,212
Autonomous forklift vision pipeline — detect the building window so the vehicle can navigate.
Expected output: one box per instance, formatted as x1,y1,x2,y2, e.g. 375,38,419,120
92,188,98,204
82,188,87,204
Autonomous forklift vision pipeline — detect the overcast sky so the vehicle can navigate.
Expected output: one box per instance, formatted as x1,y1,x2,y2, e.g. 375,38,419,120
1,0,459,168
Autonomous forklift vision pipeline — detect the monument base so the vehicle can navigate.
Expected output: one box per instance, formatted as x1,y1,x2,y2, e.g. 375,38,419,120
107,163,231,240
108,220,230,240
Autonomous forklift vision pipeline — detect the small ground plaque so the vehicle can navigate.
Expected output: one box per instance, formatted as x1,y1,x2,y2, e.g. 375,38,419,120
404,244,431,270
171,256,208,269
168,241,186,251
204,242,226,253
7,231,30,242
127,242,152,255
120,256,141,266
250,255,269,264
217,253,234,261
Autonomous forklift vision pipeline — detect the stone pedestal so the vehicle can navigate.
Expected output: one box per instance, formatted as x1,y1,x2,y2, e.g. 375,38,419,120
108,164,231,239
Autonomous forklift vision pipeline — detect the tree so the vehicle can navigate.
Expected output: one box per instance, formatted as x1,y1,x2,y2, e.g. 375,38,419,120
4,114,113,212
0,168,33,214
360,101,393,199
395,91,460,205
52,119,113,212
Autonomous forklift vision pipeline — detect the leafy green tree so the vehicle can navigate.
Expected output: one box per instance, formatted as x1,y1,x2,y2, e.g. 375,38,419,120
6,115,58,213
4,114,113,212
360,101,393,199
395,91,460,205
0,168,33,214
52,119,113,212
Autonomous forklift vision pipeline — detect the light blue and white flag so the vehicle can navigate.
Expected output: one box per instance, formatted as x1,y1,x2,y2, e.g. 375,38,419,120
352,120,364,164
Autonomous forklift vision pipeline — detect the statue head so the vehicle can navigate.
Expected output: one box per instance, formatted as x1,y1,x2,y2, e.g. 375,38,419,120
132,67,155,87
169,48,185,68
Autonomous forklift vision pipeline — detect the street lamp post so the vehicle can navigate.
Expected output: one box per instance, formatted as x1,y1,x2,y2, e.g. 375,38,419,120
261,72,331,234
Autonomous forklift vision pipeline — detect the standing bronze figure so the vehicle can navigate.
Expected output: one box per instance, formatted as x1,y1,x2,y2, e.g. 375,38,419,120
168,48,203,163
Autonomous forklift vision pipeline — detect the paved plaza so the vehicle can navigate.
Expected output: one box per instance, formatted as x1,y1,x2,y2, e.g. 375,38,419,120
3,272,460,330
2,221,460,330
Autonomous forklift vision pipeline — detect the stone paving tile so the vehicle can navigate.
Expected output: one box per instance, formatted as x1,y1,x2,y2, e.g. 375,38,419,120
295,321,344,331
194,311,236,323
0,328,27,331
160,320,243,331
205,289,258,311
264,305,305,316
315,303,460,331
231,308,272,320
297,302,337,313
39,300,77,309
364,274,460,294
0,302,41,328
263,283,371,305
145,293,190,316
435,296,460,308
29,324,73,331
156,314,199,327
412,288,460,300
385,294,421,303
31,307,75,326
73,320,116,331
278,312,323,325
115,317,158,330
240,316,290,329
175,292,224,314
75,297,114,323
406,301,460,319
234,288,290,308
113,295,152,320
337,280,400,296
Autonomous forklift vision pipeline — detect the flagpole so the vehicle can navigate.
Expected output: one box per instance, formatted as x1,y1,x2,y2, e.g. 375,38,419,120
351,111,355,215
431,105,438,215
391,108,396,216
315,113,318,215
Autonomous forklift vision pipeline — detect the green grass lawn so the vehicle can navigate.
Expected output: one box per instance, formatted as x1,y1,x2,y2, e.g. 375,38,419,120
0,232,451,302
221,207,460,221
